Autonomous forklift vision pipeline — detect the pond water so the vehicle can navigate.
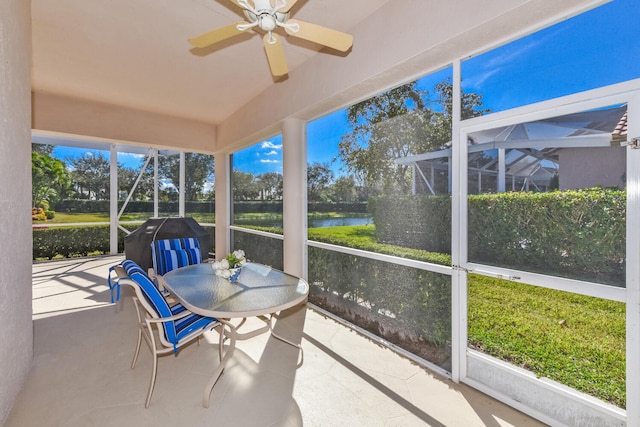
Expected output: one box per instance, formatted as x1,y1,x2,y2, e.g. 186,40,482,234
234,216,372,229
309,217,372,228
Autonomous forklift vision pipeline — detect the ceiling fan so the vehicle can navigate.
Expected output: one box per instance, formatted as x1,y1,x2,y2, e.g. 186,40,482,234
188,0,354,78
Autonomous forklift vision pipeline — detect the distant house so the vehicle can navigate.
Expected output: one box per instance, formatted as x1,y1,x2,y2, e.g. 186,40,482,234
396,106,628,194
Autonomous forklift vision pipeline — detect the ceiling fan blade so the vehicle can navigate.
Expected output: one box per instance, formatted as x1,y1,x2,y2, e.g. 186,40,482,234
279,0,299,13
188,22,247,48
230,0,254,9
284,19,353,52
263,33,288,77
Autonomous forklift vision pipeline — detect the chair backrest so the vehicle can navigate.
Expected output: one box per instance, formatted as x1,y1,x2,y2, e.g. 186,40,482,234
129,270,181,346
151,238,202,276
122,259,147,276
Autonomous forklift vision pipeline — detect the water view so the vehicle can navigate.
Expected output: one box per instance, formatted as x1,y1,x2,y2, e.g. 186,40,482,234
233,215,372,229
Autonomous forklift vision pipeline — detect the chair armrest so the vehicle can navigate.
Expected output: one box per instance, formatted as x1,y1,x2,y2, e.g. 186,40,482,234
146,308,217,324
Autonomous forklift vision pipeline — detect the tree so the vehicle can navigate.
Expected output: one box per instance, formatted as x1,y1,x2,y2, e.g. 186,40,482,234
332,175,356,202
257,172,283,200
32,150,70,208
158,153,215,201
32,144,54,156
69,153,111,200
307,162,334,202
118,162,155,201
338,78,489,195
232,170,259,200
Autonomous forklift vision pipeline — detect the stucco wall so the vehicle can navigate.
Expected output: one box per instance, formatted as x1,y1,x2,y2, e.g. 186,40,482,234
0,0,34,424
32,92,217,153
559,147,626,190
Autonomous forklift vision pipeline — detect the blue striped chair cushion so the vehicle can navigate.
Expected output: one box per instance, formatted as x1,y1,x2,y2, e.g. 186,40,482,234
156,248,202,275
154,238,184,251
174,313,218,342
180,238,200,251
123,259,146,276
129,270,215,352
152,238,202,276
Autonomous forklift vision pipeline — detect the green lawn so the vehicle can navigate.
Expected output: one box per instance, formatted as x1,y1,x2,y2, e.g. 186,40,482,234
468,274,625,408
309,225,626,408
36,212,215,224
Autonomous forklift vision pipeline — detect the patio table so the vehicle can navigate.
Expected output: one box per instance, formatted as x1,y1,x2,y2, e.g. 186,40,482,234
162,262,309,407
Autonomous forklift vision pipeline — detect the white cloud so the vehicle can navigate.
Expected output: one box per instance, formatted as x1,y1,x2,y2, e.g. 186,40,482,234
261,141,282,150
463,31,558,89
264,150,278,156
120,153,145,160
260,159,279,164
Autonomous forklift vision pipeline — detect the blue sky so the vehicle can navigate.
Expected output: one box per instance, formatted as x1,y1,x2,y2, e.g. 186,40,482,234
233,137,284,175
54,0,638,180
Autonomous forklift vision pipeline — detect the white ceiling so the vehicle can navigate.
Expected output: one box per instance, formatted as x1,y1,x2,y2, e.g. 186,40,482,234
31,0,392,125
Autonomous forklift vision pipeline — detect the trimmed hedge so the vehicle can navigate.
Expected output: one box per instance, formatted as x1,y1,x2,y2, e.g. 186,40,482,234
308,246,451,346
33,224,216,260
468,189,625,286
55,200,367,215
232,230,283,270
371,188,625,286
55,200,215,214
369,195,451,253
33,225,124,259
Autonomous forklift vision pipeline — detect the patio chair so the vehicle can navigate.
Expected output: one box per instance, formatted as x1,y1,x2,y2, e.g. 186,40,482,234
117,262,223,408
107,260,149,303
150,238,203,292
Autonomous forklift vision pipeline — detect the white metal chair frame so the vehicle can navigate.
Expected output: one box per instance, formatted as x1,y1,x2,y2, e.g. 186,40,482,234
114,265,227,408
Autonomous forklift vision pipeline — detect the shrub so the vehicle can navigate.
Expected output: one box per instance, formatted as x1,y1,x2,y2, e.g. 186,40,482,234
369,195,451,253
309,247,451,339
32,207,47,221
232,229,283,270
371,188,625,286
468,188,625,285
32,225,136,259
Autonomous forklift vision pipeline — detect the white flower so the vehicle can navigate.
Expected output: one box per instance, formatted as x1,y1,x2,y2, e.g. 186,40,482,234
232,249,245,259
218,268,231,279
213,249,247,281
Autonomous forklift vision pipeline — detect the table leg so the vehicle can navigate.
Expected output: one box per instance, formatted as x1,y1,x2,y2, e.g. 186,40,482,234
203,319,236,408
268,314,304,365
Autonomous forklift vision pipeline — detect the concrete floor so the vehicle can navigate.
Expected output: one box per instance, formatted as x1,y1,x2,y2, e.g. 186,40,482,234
5,256,547,426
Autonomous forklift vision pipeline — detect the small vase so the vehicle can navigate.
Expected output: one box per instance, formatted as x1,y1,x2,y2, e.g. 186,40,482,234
229,267,242,282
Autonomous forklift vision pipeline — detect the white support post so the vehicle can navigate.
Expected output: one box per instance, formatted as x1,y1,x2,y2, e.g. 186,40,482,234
179,151,186,217
451,59,467,383
626,94,640,427
214,153,231,260
109,144,118,254
498,148,506,192
153,150,159,217
448,155,453,193
282,118,308,279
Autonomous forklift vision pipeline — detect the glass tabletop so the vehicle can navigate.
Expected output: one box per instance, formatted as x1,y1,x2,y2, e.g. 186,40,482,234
162,262,309,318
